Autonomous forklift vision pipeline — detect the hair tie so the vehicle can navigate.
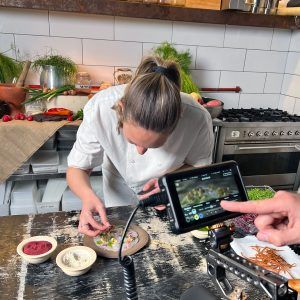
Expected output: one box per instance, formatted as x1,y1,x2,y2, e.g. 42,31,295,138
152,66,177,83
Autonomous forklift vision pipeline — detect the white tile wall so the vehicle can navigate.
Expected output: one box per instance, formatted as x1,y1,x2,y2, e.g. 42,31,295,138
271,29,291,51
0,8,49,35
83,39,142,67
115,17,172,43
173,22,225,47
196,47,246,71
224,26,273,50
15,35,82,63
1,8,298,112
0,33,15,58
219,71,266,94
278,95,296,114
49,12,114,40
244,50,287,73
294,99,300,115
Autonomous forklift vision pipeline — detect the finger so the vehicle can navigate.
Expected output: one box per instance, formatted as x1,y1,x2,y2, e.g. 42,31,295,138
154,205,166,211
84,213,105,230
143,179,157,191
96,205,111,228
257,228,293,247
78,224,101,237
221,198,283,215
254,214,275,229
139,187,160,200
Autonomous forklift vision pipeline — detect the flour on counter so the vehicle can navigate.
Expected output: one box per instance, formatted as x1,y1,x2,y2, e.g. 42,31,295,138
62,250,90,268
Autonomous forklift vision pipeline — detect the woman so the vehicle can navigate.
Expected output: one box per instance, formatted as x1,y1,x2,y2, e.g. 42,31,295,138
67,56,214,237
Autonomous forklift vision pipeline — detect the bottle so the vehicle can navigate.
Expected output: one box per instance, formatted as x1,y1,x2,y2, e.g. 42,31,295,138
75,72,91,89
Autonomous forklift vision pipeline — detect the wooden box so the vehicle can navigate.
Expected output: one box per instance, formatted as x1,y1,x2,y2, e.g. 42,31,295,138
185,0,221,10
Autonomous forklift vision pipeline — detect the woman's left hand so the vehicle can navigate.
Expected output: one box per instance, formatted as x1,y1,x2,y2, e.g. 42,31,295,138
139,178,160,200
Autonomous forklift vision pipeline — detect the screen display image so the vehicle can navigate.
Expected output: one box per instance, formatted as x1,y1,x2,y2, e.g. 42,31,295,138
174,168,242,223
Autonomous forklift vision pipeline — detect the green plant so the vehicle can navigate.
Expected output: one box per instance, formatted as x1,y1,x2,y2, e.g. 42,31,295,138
32,54,77,83
247,187,275,200
0,52,22,83
153,42,200,94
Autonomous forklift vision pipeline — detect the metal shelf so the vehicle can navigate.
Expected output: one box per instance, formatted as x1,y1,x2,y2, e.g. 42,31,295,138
7,171,102,182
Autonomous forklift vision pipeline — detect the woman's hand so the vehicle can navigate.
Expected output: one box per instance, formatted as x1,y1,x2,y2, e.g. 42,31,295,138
79,195,111,237
221,191,300,246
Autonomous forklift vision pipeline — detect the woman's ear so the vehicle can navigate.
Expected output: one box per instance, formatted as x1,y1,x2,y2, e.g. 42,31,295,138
118,98,125,110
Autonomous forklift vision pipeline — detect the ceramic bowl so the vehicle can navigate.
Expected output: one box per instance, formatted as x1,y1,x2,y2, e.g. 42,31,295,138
56,246,97,276
191,229,209,239
17,236,57,264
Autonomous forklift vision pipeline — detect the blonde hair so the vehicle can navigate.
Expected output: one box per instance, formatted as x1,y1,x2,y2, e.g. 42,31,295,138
113,56,181,134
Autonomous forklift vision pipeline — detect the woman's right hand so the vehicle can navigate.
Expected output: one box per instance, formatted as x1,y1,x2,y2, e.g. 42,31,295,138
79,195,111,237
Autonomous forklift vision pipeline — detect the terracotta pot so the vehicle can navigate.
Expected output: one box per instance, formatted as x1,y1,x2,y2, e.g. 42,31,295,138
0,84,26,115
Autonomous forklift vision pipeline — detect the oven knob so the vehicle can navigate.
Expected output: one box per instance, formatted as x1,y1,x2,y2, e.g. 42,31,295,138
272,131,278,136
256,131,262,136
288,131,293,136
280,131,285,136
264,131,270,136
295,131,300,136
248,131,254,137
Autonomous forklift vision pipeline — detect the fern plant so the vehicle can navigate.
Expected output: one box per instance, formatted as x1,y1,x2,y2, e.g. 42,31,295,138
153,42,200,94
0,53,22,83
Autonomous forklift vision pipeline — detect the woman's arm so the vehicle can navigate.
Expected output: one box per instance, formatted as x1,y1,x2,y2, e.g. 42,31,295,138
67,167,110,237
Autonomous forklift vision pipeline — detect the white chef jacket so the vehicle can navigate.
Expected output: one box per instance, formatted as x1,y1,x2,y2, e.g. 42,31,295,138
68,84,214,207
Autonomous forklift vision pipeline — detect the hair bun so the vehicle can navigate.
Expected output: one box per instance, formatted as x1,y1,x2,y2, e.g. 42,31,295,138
152,65,177,83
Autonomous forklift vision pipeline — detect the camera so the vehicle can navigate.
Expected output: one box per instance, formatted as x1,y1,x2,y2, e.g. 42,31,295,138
158,161,248,234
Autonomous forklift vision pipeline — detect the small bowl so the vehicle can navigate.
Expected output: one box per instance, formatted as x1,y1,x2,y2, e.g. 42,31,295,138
56,246,97,276
17,236,57,264
202,97,224,119
191,229,209,239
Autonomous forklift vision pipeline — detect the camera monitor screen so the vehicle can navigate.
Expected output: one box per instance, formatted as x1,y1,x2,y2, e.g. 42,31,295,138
162,161,248,233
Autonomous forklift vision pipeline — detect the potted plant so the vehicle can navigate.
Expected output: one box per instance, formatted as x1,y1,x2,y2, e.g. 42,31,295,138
32,54,77,88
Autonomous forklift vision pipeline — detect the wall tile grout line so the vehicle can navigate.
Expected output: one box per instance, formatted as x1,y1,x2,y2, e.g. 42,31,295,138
262,73,268,94
48,10,50,37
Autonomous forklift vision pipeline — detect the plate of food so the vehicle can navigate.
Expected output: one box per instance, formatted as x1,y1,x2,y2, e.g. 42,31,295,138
83,221,149,258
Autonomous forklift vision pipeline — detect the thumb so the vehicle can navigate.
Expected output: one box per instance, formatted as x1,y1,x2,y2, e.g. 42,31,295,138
96,204,110,227
143,179,157,191
257,229,291,247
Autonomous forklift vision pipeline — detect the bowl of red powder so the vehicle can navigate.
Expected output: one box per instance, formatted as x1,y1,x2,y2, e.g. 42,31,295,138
17,236,57,264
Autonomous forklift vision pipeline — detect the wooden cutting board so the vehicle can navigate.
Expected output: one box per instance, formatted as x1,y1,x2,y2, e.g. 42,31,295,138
185,0,221,10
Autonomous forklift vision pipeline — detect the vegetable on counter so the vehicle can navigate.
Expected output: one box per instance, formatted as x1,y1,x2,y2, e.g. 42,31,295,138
74,108,83,120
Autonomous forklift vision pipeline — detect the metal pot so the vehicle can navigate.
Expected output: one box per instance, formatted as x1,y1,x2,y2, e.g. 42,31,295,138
40,65,65,89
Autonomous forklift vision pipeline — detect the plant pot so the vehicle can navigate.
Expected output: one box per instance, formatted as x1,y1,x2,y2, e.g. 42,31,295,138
0,84,26,115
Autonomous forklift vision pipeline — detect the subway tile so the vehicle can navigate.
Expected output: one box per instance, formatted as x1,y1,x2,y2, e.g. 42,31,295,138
224,25,272,50
220,71,266,93
143,43,197,69
244,50,287,73
15,35,82,64
50,12,114,40
196,47,246,71
293,98,300,115
278,95,296,114
0,8,49,35
239,94,280,109
83,39,142,67
77,65,115,85
281,74,300,99
271,29,291,51
201,92,240,109
289,30,300,52
0,33,15,58
285,52,300,76
173,22,225,47
190,70,220,88
115,17,172,43
264,73,284,94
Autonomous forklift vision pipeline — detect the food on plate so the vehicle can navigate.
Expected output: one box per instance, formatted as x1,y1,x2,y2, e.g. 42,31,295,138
23,241,52,255
244,246,296,278
94,225,139,252
206,99,222,107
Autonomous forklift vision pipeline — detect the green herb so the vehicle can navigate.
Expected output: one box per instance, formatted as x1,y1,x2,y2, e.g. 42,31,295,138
0,53,22,83
32,54,77,83
23,85,74,105
153,42,200,94
247,188,275,201
74,109,84,120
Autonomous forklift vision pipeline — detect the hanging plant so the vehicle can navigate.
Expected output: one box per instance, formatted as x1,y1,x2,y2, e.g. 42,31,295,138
0,52,22,83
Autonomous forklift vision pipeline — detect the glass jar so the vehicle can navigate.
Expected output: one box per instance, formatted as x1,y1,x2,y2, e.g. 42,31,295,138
75,72,91,89
114,68,133,85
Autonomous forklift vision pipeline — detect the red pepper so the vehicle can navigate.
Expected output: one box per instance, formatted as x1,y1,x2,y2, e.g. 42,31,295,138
44,108,73,116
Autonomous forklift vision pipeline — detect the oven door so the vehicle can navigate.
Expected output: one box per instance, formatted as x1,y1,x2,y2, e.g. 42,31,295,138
220,142,300,190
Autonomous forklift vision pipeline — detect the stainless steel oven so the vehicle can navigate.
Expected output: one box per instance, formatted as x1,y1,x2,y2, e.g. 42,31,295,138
215,110,300,191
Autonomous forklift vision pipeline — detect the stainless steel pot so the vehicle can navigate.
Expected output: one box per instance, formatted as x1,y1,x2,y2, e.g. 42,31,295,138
40,65,65,89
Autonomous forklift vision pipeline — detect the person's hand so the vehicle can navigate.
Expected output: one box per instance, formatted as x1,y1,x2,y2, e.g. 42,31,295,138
79,195,111,237
221,191,300,246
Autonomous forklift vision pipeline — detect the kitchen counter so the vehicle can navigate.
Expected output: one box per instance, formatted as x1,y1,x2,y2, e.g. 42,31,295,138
0,206,262,299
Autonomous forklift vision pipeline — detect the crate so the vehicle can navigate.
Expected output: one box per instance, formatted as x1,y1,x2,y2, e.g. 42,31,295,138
185,0,221,10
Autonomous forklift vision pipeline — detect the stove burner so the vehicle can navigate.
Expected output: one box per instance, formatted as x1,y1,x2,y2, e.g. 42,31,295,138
220,108,300,122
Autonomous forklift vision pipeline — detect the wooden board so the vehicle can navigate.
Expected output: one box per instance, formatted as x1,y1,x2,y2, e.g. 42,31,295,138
277,7,300,15
185,0,221,10
83,221,150,259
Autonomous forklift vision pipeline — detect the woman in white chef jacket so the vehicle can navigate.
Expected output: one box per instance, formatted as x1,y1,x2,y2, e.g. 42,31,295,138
67,56,214,237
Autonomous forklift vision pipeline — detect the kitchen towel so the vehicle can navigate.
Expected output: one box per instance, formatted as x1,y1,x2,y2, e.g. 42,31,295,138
231,235,300,279
0,120,75,183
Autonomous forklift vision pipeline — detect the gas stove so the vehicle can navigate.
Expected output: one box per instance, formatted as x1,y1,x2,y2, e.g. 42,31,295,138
218,108,300,142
